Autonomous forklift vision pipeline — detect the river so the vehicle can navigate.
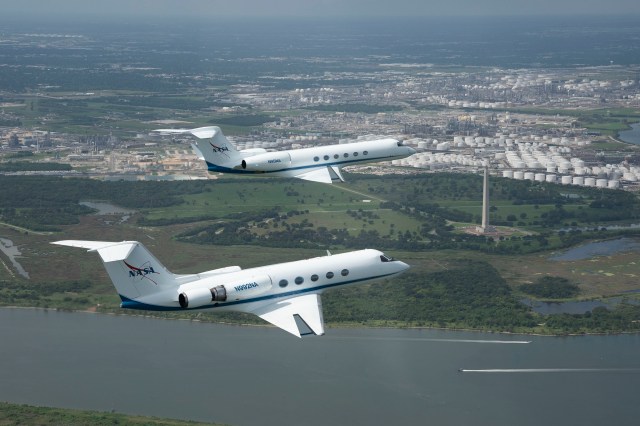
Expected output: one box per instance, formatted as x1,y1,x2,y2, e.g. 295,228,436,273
549,237,640,261
618,122,640,145
0,237,29,279
0,308,639,426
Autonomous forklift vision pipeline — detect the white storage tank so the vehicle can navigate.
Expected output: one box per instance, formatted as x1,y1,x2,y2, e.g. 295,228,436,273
546,162,556,173
524,172,535,181
572,176,584,186
503,170,514,178
596,179,608,188
546,174,557,183
571,158,585,168
561,175,573,185
535,173,546,182
608,180,620,189
584,177,596,187
514,171,525,180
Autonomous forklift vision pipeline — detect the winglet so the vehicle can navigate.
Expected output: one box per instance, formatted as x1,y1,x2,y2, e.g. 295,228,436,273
329,165,345,182
252,294,325,337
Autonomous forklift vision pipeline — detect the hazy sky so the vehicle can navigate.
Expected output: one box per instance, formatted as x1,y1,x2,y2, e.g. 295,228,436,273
2,0,640,18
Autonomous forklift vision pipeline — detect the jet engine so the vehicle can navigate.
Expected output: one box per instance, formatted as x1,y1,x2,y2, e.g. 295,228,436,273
241,152,291,171
178,274,272,309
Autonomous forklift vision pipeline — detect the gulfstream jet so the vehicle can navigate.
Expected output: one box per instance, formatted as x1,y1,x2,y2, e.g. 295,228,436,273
52,240,409,337
154,126,415,183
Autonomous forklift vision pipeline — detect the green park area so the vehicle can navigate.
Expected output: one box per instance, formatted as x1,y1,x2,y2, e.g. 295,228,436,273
1,172,640,335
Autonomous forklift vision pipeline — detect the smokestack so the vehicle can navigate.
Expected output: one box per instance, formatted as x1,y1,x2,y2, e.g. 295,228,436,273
476,165,496,234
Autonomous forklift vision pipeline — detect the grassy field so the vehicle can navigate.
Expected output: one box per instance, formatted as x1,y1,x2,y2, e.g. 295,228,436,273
0,401,224,426
142,179,382,220
1,174,640,334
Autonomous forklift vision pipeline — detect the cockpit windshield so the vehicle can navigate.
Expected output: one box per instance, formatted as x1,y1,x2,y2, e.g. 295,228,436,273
380,254,395,262
396,141,404,147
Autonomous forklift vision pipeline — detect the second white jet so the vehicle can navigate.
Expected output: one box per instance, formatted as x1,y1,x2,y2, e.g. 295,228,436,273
155,126,415,183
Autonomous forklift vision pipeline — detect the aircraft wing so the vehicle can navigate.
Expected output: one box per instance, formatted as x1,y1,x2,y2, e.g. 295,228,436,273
251,293,325,337
296,166,345,184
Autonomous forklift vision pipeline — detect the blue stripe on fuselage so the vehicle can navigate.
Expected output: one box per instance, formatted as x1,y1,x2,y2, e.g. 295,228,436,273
119,272,399,311
205,154,401,174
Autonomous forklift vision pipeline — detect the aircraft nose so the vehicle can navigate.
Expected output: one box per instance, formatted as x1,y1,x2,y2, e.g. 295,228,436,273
396,260,410,272
407,147,417,155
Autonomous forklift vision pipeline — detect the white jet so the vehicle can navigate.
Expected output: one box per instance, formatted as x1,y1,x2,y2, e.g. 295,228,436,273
154,126,416,183
52,240,409,337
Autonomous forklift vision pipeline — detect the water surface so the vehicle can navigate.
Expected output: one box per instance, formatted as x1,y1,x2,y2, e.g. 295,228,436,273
619,123,640,145
0,237,29,279
549,237,640,261
0,308,639,426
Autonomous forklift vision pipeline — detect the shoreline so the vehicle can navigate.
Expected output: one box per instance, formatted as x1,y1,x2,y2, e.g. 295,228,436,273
2,305,638,338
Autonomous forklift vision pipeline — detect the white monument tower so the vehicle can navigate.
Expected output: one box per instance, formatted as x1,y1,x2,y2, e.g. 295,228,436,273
476,165,496,234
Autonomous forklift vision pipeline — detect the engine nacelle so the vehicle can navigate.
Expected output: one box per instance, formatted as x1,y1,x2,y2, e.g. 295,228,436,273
178,274,273,309
241,152,291,171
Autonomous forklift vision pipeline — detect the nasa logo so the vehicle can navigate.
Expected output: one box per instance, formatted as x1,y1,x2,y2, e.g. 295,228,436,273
209,142,230,158
124,260,159,285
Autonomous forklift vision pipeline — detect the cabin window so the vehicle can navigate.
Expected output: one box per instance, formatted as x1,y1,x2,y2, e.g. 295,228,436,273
363,150,368,155
279,279,289,287
341,269,349,276
334,154,339,159
344,153,349,158
311,274,319,282
324,155,329,160
314,156,319,162
353,152,358,157
295,276,304,285
326,271,334,279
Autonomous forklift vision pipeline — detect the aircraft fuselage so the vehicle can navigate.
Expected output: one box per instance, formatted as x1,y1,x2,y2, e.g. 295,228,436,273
119,248,408,314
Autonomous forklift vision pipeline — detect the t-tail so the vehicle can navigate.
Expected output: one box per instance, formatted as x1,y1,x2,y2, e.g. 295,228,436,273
154,126,242,171
52,240,183,303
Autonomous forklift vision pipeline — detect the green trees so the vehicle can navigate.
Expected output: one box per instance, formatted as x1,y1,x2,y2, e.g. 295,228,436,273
323,260,537,331
520,276,580,299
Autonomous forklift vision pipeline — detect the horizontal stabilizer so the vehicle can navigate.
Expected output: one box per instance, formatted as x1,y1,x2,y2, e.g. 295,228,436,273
52,240,117,251
252,293,325,337
52,240,181,296
154,126,220,139
53,240,138,262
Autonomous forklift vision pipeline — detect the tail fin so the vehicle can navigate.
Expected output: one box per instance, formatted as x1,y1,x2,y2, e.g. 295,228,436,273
52,240,180,300
154,126,242,170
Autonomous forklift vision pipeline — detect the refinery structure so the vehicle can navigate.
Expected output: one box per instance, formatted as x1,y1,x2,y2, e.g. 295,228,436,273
394,132,630,190
1,61,640,189
1,118,639,191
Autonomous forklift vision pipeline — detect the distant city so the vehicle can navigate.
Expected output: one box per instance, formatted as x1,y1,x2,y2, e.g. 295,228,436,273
0,16,639,189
